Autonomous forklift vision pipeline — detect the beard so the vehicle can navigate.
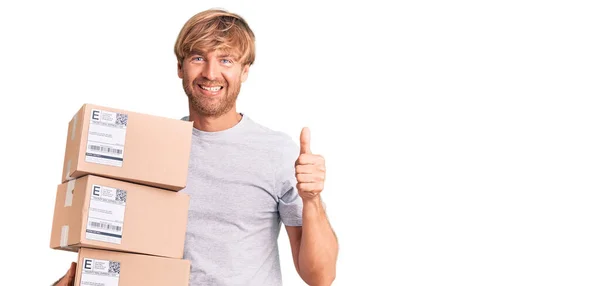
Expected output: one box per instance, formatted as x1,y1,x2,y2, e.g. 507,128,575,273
183,76,241,117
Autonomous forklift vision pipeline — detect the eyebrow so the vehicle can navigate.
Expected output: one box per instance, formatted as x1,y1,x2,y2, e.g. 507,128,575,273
217,53,238,59
189,50,239,59
189,50,205,56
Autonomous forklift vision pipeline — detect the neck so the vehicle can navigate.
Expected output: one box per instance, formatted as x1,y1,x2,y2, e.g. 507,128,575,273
188,105,242,132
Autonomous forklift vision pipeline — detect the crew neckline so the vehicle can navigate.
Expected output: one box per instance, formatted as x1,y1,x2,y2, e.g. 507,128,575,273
181,113,248,138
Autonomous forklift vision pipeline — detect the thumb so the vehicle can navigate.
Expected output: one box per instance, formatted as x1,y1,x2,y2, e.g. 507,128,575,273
57,262,76,286
300,127,311,154
67,262,76,278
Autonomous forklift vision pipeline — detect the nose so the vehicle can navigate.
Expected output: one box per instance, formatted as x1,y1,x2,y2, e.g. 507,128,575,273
201,60,218,81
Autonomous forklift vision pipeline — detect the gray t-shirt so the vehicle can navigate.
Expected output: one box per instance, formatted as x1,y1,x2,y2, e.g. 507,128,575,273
180,113,303,286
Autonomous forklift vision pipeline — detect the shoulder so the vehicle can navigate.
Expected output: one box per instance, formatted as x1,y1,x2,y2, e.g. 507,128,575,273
245,116,298,149
243,115,299,164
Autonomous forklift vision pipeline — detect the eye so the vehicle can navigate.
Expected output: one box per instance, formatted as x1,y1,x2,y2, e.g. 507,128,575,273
221,59,233,64
192,56,204,62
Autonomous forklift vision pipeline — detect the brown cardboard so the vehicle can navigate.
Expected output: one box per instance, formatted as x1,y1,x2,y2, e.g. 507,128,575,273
61,103,193,191
74,247,190,286
50,174,190,259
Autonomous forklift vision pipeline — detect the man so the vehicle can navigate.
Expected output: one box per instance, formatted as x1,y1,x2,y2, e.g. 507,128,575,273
54,8,338,286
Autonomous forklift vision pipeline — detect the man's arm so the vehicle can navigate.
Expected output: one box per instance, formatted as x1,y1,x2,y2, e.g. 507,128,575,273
287,127,338,285
286,196,338,286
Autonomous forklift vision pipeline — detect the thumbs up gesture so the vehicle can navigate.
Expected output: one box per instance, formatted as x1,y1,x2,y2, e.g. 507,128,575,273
295,127,326,200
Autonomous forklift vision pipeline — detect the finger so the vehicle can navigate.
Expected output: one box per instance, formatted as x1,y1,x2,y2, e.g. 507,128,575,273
295,164,313,174
299,127,311,154
296,182,324,192
296,154,324,165
63,262,76,285
67,262,76,277
296,173,325,183
296,173,315,183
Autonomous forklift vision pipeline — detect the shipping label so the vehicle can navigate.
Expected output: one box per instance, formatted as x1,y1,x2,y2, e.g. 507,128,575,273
80,258,121,286
85,109,128,167
86,184,127,244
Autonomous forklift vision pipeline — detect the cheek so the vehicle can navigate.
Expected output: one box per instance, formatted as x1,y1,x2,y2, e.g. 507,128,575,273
182,67,200,81
223,72,240,85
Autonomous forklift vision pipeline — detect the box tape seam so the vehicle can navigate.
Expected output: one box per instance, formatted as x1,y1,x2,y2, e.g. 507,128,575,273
65,160,73,181
71,113,77,141
65,179,76,207
60,225,69,248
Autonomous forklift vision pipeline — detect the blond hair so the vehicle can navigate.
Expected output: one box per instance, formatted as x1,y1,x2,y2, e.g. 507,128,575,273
174,9,256,67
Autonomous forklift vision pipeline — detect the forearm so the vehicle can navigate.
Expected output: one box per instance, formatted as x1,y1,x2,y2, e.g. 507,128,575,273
298,196,338,285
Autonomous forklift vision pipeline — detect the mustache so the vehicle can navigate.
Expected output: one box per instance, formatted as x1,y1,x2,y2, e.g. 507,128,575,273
196,79,226,87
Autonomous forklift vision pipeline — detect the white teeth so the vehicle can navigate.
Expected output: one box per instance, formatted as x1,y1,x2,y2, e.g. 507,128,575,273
201,85,221,91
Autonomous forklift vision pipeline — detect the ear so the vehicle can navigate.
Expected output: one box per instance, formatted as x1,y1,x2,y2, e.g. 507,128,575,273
240,64,250,82
177,62,183,79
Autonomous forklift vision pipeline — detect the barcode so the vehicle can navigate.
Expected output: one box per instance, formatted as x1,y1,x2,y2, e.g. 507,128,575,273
89,145,123,155
90,221,122,232
115,189,127,203
116,113,128,127
109,261,121,274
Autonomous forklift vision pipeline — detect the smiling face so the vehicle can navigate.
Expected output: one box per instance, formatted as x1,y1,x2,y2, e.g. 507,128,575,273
173,10,256,118
178,49,249,117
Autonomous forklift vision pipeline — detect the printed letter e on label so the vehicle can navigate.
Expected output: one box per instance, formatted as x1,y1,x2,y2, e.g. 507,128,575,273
93,186,101,197
92,110,100,121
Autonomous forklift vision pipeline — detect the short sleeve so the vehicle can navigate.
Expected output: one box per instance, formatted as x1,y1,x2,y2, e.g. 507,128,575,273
276,136,303,226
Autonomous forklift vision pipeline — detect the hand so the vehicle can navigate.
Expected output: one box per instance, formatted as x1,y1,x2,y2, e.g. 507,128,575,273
53,262,77,286
295,127,326,200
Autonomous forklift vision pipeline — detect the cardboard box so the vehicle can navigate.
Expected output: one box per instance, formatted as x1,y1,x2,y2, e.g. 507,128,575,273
74,247,190,286
50,174,190,259
62,103,193,191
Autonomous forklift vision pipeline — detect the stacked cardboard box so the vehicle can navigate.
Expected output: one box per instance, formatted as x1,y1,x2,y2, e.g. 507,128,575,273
49,103,193,285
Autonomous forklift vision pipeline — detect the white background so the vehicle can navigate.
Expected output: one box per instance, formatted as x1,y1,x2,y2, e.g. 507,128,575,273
0,0,599,285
